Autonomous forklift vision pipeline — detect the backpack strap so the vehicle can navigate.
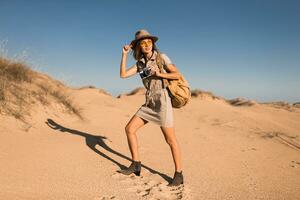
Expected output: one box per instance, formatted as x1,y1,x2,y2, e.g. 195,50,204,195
156,52,169,89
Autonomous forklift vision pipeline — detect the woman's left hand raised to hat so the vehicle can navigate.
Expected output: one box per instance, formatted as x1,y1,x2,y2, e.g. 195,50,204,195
122,44,132,54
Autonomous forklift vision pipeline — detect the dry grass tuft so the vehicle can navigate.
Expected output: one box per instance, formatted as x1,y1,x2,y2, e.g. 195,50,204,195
227,98,257,106
191,89,222,100
261,101,300,112
0,56,33,119
36,83,82,119
0,79,5,102
0,55,83,121
50,89,83,119
0,57,34,83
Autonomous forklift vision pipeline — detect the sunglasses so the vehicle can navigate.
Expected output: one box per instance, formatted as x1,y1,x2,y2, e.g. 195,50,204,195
139,39,153,47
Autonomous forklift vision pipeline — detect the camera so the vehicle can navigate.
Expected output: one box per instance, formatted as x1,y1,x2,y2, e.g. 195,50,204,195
139,67,152,79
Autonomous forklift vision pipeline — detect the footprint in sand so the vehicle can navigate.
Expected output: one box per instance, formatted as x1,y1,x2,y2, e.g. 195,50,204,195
93,195,118,200
290,160,300,168
111,170,191,199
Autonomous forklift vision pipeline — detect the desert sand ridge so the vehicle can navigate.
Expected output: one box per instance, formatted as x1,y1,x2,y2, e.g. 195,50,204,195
1,56,300,199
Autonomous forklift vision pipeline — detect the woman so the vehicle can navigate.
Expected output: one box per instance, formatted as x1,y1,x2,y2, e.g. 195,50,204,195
119,29,183,187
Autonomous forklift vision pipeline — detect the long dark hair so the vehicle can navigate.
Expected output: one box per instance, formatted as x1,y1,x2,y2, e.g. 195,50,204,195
132,39,159,61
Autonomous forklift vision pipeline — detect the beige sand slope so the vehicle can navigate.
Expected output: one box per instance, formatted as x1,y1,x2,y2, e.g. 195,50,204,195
1,83,300,199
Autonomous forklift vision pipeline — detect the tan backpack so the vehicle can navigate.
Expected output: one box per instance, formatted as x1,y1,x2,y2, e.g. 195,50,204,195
156,53,191,108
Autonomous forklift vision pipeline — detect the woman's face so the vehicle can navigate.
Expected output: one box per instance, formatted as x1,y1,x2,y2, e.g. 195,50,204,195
139,38,153,54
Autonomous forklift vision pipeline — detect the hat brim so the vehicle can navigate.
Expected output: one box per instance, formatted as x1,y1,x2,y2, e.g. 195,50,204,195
130,36,158,48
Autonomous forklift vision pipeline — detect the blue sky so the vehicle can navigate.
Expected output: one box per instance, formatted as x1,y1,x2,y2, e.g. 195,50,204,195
0,0,299,102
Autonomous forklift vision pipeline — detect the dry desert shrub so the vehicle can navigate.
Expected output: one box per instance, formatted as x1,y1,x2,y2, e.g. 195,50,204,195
0,78,5,102
0,55,82,120
50,89,83,119
227,98,257,106
0,57,34,83
191,89,222,100
0,57,33,119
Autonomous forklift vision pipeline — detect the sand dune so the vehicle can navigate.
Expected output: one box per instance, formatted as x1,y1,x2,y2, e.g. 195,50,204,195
1,62,300,199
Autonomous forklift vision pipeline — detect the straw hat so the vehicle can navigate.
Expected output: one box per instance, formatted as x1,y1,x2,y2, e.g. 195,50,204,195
130,29,158,48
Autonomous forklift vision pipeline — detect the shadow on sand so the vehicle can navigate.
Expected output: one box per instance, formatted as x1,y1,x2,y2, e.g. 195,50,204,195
45,118,172,183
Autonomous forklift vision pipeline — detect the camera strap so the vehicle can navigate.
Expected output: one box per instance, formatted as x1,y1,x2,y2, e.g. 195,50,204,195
156,53,169,89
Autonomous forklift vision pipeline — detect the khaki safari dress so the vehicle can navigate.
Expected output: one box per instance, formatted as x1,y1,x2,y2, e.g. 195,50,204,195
134,50,174,127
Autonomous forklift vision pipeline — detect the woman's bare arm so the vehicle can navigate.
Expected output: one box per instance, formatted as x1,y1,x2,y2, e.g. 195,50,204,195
120,45,138,78
154,64,181,80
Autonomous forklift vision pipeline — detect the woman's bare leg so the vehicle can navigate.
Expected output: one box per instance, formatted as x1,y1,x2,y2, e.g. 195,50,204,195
160,126,183,172
125,115,148,161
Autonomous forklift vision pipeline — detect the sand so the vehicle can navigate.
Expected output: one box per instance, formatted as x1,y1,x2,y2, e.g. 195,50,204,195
1,87,300,200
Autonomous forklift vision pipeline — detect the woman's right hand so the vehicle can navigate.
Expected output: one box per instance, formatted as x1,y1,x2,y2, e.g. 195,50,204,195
122,44,132,54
